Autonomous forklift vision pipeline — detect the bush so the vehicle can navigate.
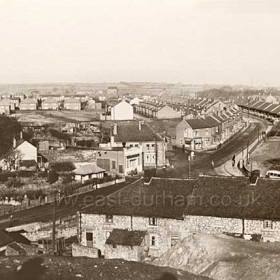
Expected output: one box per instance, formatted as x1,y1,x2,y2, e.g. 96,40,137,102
48,170,59,184
6,178,23,188
50,162,75,172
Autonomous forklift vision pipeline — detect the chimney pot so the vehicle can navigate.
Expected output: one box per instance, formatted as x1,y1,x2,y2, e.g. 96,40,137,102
113,123,117,135
13,138,17,149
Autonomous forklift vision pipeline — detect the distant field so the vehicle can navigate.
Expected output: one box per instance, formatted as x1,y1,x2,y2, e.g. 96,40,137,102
13,110,101,124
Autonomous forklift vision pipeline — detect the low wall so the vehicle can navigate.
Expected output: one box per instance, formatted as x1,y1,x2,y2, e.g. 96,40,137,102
72,243,99,258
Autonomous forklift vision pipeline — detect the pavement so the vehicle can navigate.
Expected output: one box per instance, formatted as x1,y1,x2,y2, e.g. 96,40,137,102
215,116,272,177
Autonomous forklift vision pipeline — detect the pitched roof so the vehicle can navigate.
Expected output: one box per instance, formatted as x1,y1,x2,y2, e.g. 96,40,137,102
21,98,37,104
42,98,59,104
83,178,196,219
83,176,280,221
114,122,163,142
74,164,105,175
185,176,280,220
106,229,147,247
64,98,81,103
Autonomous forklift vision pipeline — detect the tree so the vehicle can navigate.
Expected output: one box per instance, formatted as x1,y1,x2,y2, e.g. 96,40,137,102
48,170,59,184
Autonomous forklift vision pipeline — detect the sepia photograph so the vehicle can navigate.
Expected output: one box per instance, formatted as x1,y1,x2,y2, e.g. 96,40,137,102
0,0,280,279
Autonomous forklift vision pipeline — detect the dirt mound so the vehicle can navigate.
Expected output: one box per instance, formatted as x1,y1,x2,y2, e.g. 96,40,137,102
0,256,210,280
153,233,280,280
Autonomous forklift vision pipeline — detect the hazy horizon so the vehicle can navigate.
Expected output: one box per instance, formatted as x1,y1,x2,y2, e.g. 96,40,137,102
1,0,280,86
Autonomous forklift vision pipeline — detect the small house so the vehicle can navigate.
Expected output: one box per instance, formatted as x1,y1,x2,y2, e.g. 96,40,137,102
105,229,147,261
74,164,105,183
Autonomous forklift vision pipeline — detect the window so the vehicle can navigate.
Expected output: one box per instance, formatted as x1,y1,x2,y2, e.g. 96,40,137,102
105,215,113,223
263,220,273,230
119,164,123,173
146,144,150,148
86,232,93,241
113,244,117,248
171,236,179,247
86,232,94,247
150,235,157,247
149,217,157,226
151,144,155,147
112,160,116,170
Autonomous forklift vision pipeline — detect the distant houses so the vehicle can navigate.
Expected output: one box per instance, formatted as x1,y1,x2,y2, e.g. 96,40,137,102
42,98,60,110
135,103,181,119
237,98,280,121
64,98,82,110
0,99,11,114
20,98,38,111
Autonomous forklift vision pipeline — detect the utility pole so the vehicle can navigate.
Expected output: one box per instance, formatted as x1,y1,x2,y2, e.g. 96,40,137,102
188,155,191,179
52,193,57,255
155,137,158,170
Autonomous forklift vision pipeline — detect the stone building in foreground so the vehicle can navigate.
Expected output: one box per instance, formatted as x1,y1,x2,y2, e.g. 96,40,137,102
77,175,280,259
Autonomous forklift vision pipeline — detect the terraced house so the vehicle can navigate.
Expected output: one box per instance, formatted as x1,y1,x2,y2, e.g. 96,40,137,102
99,122,166,168
77,175,280,260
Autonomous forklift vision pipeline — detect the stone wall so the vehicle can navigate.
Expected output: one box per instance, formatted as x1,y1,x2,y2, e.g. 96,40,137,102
72,243,99,258
79,213,244,258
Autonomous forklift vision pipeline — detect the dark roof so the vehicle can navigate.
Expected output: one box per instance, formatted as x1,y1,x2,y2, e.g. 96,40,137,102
84,176,280,221
185,176,280,220
185,117,220,129
0,229,30,247
7,242,26,254
106,229,146,247
114,122,163,142
83,178,196,219
0,230,13,247
20,160,37,167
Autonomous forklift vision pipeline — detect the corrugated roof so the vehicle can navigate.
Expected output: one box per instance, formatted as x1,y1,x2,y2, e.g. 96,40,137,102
106,229,146,247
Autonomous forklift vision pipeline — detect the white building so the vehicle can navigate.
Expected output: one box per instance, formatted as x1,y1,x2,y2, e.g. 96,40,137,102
110,100,133,121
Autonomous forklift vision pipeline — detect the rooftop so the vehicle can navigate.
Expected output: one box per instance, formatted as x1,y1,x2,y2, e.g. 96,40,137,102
83,176,280,221
106,229,147,247
113,122,163,142
74,164,105,175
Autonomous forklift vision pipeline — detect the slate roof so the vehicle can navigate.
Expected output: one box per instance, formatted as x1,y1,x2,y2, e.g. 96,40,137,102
83,176,280,221
74,164,105,175
106,229,147,247
64,98,81,103
185,116,220,129
114,122,163,142
42,98,59,104
21,98,37,104
185,176,280,220
83,178,196,219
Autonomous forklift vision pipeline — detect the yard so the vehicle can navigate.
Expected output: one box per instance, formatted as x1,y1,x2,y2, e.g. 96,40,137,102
13,109,102,124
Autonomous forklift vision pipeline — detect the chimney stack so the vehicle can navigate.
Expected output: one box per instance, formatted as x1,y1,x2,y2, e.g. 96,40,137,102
138,121,142,131
20,131,23,139
113,123,118,136
13,137,17,149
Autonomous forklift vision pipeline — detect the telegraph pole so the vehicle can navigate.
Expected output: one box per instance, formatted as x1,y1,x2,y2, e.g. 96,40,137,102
188,155,191,179
52,193,57,255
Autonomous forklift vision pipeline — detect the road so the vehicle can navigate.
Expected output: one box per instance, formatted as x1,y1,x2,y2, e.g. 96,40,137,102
157,116,269,178
0,178,137,229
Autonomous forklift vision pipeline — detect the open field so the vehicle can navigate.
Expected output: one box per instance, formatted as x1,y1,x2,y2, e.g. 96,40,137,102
251,138,280,176
13,110,101,124
0,256,209,280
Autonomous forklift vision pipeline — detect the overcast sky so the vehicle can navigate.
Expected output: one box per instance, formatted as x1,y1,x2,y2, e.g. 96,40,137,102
0,0,279,86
